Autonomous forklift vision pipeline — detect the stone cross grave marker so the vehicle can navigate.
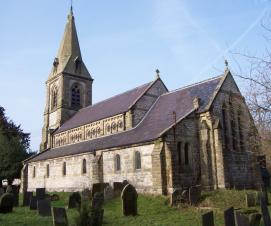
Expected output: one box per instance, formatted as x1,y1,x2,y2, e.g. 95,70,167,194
68,192,81,209
260,197,271,226
224,207,235,226
29,196,37,210
104,185,114,201
23,192,33,206
202,211,214,226
246,193,256,207
249,213,261,226
235,212,249,226
37,199,52,217
36,188,46,200
0,193,14,213
121,184,138,216
189,185,201,205
52,207,68,226
92,192,104,210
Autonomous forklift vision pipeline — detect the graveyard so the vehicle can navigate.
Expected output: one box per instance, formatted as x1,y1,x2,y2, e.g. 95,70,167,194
0,185,271,226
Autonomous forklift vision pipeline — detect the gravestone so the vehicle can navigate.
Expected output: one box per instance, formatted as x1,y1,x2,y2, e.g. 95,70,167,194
121,184,138,216
0,193,14,213
113,182,125,196
92,183,109,197
235,212,249,226
6,185,12,193
11,186,19,207
246,193,256,207
52,207,68,226
90,209,104,226
224,207,236,226
68,192,81,209
260,197,271,226
0,187,4,197
170,189,184,206
189,185,201,205
82,188,92,201
23,192,33,206
36,188,46,200
249,213,261,226
202,211,214,226
29,196,37,210
104,185,114,201
92,192,104,210
37,199,52,216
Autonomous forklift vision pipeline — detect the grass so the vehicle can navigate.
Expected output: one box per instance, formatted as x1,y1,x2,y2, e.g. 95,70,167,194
0,189,270,226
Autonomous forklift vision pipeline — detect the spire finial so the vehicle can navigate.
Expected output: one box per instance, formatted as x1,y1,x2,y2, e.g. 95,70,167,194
70,0,73,16
156,69,160,79
224,59,229,71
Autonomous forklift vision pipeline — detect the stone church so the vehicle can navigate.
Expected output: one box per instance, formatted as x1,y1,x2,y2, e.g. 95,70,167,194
22,9,262,194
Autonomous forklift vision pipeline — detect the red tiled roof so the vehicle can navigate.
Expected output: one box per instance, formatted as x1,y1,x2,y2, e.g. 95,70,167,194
28,75,223,162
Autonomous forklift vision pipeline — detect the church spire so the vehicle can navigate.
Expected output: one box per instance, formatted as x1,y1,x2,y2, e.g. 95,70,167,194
48,7,91,80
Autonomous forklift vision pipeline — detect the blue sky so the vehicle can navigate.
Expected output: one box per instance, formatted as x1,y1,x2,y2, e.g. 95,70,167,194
0,0,270,151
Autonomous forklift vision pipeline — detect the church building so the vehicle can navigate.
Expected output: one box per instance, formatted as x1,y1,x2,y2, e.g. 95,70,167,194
22,9,262,194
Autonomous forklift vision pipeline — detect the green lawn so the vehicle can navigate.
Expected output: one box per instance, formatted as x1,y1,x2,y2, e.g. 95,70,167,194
0,189,269,226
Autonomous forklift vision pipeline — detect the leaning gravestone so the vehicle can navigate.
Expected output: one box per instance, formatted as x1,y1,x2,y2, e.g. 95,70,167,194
170,189,183,206
36,188,46,200
52,207,68,226
202,211,214,226
0,193,14,213
235,212,249,226
260,197,271,226
68,192,81,209
104,185,114,201
37,199,52,217
29,196,37,210
189,185,201,205
23,191,33,206
246,193,256,207
249,213,261,226
224,207,235,226
121,184,138,216
92,192,104,210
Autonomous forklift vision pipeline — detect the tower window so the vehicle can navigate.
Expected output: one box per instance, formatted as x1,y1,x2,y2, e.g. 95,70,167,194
71,84,81,108
115,154,121,172
82,159,87,174
51,87,58,110
135,151,141,170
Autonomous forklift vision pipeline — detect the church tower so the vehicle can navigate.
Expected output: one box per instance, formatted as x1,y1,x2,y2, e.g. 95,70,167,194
40,8,93,151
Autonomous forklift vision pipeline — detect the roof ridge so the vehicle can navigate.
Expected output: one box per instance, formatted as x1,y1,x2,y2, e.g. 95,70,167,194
162,74,224,97
80,81,152,112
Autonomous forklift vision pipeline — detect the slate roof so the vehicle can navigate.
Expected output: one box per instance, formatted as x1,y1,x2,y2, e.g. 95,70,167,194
56,81,154,133
28,75,224,163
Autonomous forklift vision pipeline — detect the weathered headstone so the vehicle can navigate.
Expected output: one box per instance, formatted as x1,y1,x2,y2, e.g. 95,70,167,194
170,189,184,206
235,212,249,226
104,185,114,201
0,193,14,213
202,211,214,226
90,209,104,226
36,188,46,200
113,182,124,196
249,213,261,226
11,186,19,207
260,197,271,226
224,207,235,226
68,192,81,209
29,196,37,210
189,185,201,205
82,188,92,201
92,183,109,197
23,191,33,206
52,207,68,226
92,192,104,210
246,193,256,207
37,199,52,217
121,184,138,216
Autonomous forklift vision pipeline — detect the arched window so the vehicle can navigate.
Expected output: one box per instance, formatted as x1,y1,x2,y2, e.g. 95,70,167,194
51,87,58,110
33,166,36,178
46,164,50,178
135,151,141,170
222,103,228,150
238,108,244,151
71,84,81,108
229,99,237,150
82,159,87,174
115,154,121,172
63,162,66,176
184,143,189,165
